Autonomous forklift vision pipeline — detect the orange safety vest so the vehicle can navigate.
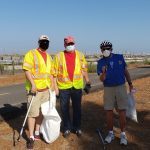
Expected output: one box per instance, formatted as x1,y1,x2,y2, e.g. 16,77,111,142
53,50,87,89
23,49,53,91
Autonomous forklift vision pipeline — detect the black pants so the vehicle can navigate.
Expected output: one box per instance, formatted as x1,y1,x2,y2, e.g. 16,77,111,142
59,87,82,132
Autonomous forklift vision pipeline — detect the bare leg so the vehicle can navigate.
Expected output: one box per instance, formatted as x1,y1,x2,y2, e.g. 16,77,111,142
118,110,126,132
106,110,113,131
28,117,36,137
35,111,43,132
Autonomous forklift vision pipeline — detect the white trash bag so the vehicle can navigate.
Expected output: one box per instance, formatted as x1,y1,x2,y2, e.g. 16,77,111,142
40,90,61,143
126,92,138,122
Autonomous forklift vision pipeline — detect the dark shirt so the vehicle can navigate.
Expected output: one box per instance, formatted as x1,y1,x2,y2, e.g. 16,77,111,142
97,53,126,86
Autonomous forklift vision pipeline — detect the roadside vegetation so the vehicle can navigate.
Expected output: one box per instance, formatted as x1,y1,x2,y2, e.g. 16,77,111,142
0,64,4,74
88,63,97,73
143,58,150,65
87,60,150,73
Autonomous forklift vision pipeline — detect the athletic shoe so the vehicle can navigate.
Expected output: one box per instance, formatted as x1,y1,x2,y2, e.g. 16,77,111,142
76,129,82,137
34,134,41,141
105,132,114,144
120,133,128,145
63,130,70,138
27,138,34,149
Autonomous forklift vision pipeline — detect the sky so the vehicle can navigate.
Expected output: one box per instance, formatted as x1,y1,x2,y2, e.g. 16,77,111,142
0,0,150,55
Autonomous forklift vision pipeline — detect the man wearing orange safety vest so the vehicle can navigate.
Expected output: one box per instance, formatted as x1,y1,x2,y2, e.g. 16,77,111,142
53,36,91,138
23,35,54,149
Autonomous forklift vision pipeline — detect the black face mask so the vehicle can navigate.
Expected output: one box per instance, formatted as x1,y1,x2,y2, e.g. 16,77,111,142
39,40,49,50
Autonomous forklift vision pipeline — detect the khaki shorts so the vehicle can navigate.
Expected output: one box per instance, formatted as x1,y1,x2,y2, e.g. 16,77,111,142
103,84,128,110
27,90,50,117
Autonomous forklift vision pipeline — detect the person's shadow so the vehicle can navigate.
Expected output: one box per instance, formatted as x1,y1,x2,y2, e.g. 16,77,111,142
0,103,28,146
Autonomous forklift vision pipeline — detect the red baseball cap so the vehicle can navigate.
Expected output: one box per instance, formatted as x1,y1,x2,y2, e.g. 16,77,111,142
64,36,75,44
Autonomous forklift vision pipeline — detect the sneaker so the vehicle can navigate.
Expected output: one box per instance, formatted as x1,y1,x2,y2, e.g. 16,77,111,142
27,138,34,149
120,134,127,145
34,134,40,141
105,132,115,144
76,129,82,137
63,130,70,138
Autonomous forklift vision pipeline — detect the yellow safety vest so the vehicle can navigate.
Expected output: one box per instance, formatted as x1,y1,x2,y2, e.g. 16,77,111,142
53,50,87,89
23,49,53,91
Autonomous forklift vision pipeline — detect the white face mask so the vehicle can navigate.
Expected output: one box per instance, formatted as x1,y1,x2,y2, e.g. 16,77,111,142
102,50,111,57
66,45,75,51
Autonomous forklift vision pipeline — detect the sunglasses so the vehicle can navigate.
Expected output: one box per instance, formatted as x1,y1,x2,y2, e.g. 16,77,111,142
66,42,74,46
39,40,49,44
102,47,111,51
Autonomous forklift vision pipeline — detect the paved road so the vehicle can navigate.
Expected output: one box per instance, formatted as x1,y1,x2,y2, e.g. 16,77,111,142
0,84,26,108
0,67,150,109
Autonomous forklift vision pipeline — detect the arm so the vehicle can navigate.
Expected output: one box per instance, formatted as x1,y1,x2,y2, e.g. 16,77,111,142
83,71,91,94
53,77,59,96
24,70,37,93
97,59,106,82
50,74,54,91
99,66,106,82
23,51,36,93
80,52,90,84
51,55,59,96
82,70,90,84
124,67,133,92
81,53,91,93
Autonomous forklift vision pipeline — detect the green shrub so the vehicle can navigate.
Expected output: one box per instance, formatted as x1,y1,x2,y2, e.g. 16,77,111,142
0,64,4,74
88,63,97,73
143,59,150,65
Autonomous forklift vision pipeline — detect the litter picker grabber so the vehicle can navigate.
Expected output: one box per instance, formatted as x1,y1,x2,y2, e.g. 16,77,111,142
17,93,36,142
96,128,106,150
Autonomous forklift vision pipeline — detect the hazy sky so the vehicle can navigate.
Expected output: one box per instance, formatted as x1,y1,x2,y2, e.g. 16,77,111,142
0,0,150,55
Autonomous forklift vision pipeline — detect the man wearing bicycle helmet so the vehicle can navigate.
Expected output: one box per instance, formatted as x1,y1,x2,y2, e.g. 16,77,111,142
97,41,134,146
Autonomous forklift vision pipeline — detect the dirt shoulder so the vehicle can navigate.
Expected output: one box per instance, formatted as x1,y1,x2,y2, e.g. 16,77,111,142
0,73,25,87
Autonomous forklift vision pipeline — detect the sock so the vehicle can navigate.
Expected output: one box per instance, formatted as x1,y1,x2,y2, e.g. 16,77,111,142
35,130,39,136
109,130,114,134
121,132,126,136
30,136,34,140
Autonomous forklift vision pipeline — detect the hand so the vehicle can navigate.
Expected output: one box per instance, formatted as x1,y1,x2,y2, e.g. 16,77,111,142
56,94,60,100
31,84,37,93
51,84,55,91
84,81,91,94
55,87,60,99
28,90,36,96
129,84,134,93
55,87,59,96
102,66,107,74
100,66,106,81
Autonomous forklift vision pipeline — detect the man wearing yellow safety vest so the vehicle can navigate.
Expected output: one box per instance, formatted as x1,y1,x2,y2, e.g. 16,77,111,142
23,35,54,149
53,36,91,138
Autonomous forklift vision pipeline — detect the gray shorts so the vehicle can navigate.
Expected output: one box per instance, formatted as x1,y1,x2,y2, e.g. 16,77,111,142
103,84,128,110
27,90,49,117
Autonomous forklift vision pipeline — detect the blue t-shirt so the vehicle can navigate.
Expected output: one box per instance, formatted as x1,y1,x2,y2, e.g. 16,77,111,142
97,53,126,87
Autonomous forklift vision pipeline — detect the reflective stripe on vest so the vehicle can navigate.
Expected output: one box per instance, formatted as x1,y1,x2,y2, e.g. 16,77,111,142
57,51,82,82
32,74,50,79
57,74,82,82
23,62,32,69
24,49,52,91
74,74,82,80
32,50,39,73
58,76,70,82
55,50,85,89
32,50,50,79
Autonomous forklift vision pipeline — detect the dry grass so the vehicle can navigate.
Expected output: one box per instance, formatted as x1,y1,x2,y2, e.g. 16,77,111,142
0,73,25,87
